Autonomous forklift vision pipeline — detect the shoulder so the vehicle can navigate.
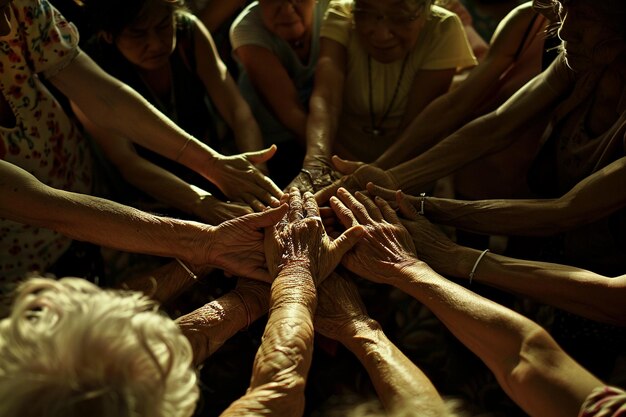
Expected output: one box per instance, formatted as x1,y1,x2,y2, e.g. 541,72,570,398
230,2,273,49
321,0,353,45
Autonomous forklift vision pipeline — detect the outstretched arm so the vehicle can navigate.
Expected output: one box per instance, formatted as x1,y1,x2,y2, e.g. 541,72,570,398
0,159,288,280
374,2,544,169
315,273,447,416
331,189,605,417
54,51,281,208
372,155,626,236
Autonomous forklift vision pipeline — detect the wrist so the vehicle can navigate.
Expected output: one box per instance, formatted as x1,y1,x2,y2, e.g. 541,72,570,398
339,318,384,353
302,153,331,169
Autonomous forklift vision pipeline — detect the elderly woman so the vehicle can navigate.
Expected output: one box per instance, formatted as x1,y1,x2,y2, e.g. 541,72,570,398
230,0,330,188
77,0,272,219
303,0,476,179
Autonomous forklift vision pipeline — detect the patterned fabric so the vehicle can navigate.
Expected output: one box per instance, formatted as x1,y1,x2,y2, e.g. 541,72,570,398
0,0,91,304
579,386,626,417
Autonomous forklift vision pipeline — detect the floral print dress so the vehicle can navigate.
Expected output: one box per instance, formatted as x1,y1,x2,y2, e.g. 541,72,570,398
0,0,92,309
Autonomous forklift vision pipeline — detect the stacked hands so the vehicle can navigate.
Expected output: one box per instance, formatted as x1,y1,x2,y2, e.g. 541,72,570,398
201,183,458,335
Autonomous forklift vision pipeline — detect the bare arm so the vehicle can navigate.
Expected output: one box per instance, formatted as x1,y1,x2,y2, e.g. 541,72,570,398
0,158,288,280
387,57,570,193
235,44,309,142
421,156,626,235
375,3,541,169
194,18,266,153
72,103,253,224
315,273,447,416
331,189,605,417
53,51,282,207
176,279,271,365
305,37,347,167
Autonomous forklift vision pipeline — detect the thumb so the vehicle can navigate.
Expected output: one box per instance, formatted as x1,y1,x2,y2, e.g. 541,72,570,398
397,191,420,220
331,155,362,175
245,145,277,164
331,225,364,258
246,203,288,228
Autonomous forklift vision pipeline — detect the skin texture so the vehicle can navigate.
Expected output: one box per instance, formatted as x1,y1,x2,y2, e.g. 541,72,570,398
364,187,626,327
0,159,287,281
302,0,458,193
74,1,274,213
314,272,448,416
331,188,605,417
219,188,362,417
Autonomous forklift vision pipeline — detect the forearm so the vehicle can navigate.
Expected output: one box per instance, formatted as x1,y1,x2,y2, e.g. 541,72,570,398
339,319,446,416
388,111,513,193
176,282,270,365
223,264,316,416
220,80,266,153
1,165,209,263
304,94,337,166
450,247,626,326
53,52,220,178
395,262,603,417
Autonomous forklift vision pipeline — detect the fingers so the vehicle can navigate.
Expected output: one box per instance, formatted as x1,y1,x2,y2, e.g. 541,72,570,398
303,192,320,219
397,191,420,220
253,172,283,201
245,144,277,164
242,193,266,212
354,191,383,222
287,187,304,222
375,195,401,224
329,195,359,229
335,187,373,225
331,155,363,175
366,182,398,201
331,225,365,258
245,203,289,228
314,181,340,205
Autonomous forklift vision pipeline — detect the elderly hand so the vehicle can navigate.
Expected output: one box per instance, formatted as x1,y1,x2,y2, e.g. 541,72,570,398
195,195,254,225
330,188,418,285
314,155,399,205
314,272,372,342
265,188,363,285
285,163,341,195
199,204,289,282
206,146,283,211
394,190,460,277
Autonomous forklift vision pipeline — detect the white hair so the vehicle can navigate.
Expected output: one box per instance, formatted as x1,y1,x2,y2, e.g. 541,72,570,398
0,277,199,417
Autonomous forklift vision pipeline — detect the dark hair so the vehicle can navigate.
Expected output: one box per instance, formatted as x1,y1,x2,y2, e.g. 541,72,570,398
77,0,187,38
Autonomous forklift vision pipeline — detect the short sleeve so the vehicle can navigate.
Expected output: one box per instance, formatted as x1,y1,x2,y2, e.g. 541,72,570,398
229,3,274,51
320,0,352,47
17,0,79,77
419,7,477,70
578,386,626,417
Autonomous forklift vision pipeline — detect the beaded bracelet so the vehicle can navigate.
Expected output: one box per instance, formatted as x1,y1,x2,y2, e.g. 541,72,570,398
418,192,427,215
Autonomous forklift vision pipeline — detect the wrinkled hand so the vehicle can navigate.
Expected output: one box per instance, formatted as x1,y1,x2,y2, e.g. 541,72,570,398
394,190,459,276
314,272,371,341
315,155,399,205
264,188,363,285
207,146,283,211
195,195,254,225
285,163,341,194
330,188,418,285
200,204,289,282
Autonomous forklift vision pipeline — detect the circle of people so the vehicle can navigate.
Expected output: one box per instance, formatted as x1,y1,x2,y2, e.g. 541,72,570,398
0,0,625,416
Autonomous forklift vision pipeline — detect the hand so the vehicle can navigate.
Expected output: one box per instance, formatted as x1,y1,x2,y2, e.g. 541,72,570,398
394,190,459,277
264,188,363,285
314,155,399,205
285,163,341,195
200,204,289,282
207,146,283,211
314,272,372,342
195,195,254,224
330,188,418,285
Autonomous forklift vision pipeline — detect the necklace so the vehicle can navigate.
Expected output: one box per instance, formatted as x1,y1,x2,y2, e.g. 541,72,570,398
364,54,409,137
